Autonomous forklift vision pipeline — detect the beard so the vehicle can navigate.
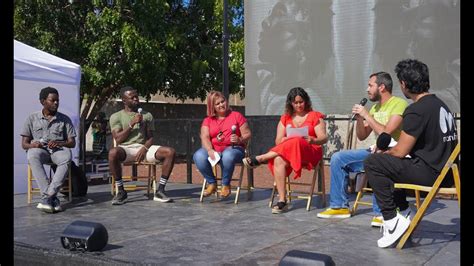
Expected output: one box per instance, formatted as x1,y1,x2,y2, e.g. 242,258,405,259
369,91,381,102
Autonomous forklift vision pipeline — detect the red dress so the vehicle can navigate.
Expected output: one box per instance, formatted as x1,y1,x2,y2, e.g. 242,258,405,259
268,111,324,179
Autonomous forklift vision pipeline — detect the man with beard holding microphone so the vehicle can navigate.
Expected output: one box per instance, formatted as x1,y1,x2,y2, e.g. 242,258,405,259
318,72,408,228
108,86,176,205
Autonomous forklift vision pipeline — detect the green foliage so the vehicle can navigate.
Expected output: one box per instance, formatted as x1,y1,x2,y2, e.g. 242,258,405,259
14,0,244,123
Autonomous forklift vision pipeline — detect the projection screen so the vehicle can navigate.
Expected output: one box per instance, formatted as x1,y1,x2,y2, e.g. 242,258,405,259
244,0,460,115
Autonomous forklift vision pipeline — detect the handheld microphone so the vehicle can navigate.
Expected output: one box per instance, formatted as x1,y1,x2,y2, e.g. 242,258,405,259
137,108,143,129
376,132,392,151
231,125,237,148
350,98,368,120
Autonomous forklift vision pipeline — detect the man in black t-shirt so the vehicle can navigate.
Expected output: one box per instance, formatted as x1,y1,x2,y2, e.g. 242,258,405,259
364,59,458,248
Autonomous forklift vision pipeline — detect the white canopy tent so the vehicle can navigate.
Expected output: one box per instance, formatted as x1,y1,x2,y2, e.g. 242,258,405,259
14,40,81,194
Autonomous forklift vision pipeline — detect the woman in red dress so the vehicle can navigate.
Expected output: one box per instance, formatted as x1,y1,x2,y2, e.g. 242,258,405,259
243,87,327,213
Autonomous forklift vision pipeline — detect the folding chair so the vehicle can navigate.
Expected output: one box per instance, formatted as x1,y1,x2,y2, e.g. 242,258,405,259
27,162,72,204
199,142,251,204
268,158,326,211
110,140,161,199
396,143,460,249
352,144,461,217
349,172,372,215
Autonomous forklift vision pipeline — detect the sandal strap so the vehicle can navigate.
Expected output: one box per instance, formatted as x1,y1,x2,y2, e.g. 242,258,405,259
275,201,287,210
250,156,260,166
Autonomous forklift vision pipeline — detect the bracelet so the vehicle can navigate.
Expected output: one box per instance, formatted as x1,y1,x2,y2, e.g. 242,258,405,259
129,123,133,129
143,146,149,151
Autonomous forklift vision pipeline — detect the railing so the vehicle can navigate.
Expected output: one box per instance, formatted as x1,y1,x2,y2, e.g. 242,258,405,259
80,114,461,187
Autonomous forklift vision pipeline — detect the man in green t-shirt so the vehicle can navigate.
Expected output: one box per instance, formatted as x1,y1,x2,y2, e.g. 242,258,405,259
317,72,408,227
109,86,176,205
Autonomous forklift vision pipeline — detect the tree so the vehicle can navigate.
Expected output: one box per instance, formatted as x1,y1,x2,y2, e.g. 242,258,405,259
14,0,244,130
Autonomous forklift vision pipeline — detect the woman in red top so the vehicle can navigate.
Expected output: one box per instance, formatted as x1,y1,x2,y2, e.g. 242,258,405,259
243,87,327,213
193,91,252,198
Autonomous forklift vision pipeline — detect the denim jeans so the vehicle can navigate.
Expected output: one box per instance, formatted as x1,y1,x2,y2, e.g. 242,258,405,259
329,149,381,215
27,147,72,199
193,146,245,186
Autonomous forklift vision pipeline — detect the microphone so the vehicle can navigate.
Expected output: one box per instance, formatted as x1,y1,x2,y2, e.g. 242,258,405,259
376,132,392,151
231,125,237,148
137,108,143,129
350,98,368,120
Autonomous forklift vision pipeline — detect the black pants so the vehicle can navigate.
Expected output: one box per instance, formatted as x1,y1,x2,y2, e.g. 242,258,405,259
364,154,442,220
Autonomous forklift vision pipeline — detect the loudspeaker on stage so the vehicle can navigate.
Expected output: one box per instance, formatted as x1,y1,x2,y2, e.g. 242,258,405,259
60,220,108,252
279,250,335,266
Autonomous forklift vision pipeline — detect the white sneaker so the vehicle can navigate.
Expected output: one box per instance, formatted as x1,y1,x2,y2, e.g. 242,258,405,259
377,213,410,248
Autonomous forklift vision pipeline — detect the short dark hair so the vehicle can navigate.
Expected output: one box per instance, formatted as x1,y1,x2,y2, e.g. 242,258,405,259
395,59,430,94
120,86,136,98
285,87,312,115
39,86,59,100
370,72,393,93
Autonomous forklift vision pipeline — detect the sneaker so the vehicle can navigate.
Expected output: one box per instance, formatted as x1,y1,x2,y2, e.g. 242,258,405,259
371,216,383,227
37,198,54,213
112,190,128,205
317,208,351,219
398,204,416,222
377,213,410,248
52,196,63,212
154,190,172,203
272,201,288,214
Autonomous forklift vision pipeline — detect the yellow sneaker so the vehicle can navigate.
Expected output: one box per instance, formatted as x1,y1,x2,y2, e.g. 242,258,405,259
371,216,384,227
317,208,351,218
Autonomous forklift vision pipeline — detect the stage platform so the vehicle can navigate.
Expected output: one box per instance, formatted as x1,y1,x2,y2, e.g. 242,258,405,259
14,182,460,265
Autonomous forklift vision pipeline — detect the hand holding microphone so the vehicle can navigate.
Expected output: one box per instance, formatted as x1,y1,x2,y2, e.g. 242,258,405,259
231,125,237,148
351,98,368,120
137,108,143,129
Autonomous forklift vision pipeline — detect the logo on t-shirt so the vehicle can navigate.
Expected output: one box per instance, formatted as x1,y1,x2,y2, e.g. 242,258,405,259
439,107,457,142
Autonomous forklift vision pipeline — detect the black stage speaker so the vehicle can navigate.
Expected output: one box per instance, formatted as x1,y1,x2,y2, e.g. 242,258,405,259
279,250,335,266
60,220,108,251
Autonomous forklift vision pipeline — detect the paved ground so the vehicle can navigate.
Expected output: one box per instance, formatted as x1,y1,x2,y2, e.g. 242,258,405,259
14,168,461,265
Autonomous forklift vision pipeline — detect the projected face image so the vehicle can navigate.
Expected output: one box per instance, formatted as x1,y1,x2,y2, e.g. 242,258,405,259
252,0,333,116
258,0,310,64
403,0,460,111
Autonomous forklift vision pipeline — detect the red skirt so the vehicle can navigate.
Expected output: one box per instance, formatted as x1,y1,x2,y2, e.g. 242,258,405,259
267,137,322,179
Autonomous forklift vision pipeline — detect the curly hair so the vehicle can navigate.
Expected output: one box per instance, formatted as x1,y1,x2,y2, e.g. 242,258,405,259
285,87,312,115
39,86,58,100
120,86,136,98
394,59,430,94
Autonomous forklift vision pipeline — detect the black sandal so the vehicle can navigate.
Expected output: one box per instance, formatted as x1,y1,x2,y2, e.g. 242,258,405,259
272,201,288,214
242,156,260,169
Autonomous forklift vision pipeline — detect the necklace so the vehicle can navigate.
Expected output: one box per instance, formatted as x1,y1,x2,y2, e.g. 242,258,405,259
215,116,226,142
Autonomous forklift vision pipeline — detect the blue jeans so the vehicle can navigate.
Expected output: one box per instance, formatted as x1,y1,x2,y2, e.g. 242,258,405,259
193,147,245,186
329,149,381,215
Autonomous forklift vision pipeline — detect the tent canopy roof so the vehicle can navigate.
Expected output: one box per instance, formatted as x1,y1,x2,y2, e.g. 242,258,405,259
14,40,81,85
